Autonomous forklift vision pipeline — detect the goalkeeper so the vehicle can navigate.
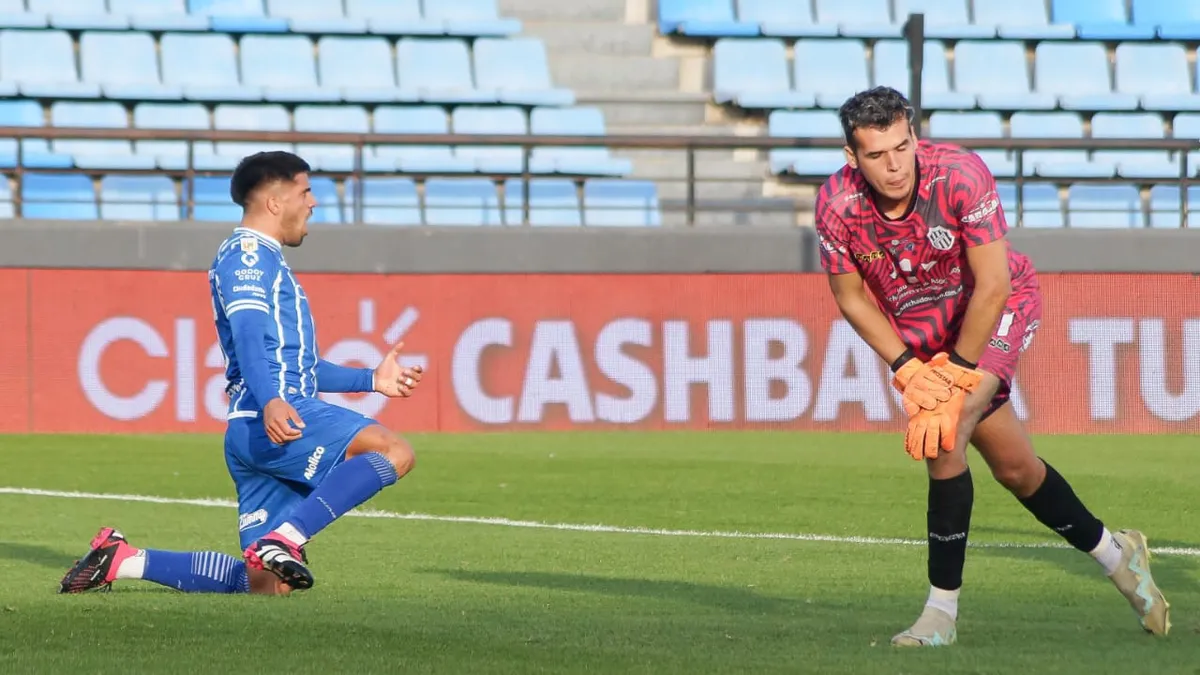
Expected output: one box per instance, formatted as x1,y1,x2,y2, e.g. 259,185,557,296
815,86,1170,647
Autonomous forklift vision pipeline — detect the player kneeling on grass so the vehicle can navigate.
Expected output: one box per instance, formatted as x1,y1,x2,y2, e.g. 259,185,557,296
815,86,1170,646
59,151,423,596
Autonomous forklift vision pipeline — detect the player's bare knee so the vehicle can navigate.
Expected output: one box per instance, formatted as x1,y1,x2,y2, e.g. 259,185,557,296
383,436,415,477
990,458,1042,496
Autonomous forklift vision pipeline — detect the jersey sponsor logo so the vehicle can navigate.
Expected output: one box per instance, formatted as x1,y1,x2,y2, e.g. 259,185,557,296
961,195,1000,224
238,508,267,531
989,337,1011,352
232,283,266,297
235,268,264,282
241,252,259,267
853,250,885,264
926,225,955,251
304,445,326,480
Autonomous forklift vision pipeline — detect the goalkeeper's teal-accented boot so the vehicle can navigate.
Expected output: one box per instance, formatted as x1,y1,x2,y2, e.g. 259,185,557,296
1109,529,1171,636
891,606,957,647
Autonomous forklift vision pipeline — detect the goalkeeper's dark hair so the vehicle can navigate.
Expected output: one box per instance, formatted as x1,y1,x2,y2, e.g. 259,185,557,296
230,151,312,207
838,86,915,150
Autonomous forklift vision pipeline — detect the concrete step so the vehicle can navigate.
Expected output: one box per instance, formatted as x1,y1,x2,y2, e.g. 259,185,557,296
519,21,656,56
498,0,626,22
576,90,711,126
550,54,680,92
660,200,800,228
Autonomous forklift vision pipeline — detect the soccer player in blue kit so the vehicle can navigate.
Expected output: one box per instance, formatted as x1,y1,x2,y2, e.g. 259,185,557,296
59,151,424,595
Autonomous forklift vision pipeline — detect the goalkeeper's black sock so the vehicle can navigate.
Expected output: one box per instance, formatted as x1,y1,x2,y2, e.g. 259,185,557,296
927,469,974,595
1017,460,1105,553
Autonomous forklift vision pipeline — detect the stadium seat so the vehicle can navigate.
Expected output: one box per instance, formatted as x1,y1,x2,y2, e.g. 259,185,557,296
1009,112,1112,178
793,39,869,109
1132,0,1200,39
1067,184,1144,228
767,110,846,176
892,0,994,38
503,179,583,226
1090,112,1176,179
372,106,474,174
32,0,129,30
424,178,505,226
80,31,182,101
927,111,1014,177
1114,43,1200,111
973,0,1075,39
451,106,530,174
0,29,97,98
396,38,495,104
265,0,367,35
813,0,898,38
49,101,156,170
212,104,293,163
1051,0,1156,40
99,176,179,221
1147,185,1200,228
1019,182,1065,228
346,0,441,35
113,0,209,31
658,0,758,37
583,180,662,227
1171,114,1200,175
240,35,339,103
737,0,838,37
317,37,402,102
529,107,633,176
22,174,98,220
293,105,371,171
424,0,522,37
186,175,241,222
344,177,422,225
132,102,215,170
1034,42,1139,111
872,40,974,110
0,100,73,169
0,0,46,29
473,38,575,106
953,41,1056,110
308,176,343,224
188,0,289,34
161,33,258,101
0,175,13,219
711,39,813,109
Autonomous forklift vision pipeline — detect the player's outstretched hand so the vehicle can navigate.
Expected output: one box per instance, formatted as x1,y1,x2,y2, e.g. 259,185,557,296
374,341,424,399
263,398,304,445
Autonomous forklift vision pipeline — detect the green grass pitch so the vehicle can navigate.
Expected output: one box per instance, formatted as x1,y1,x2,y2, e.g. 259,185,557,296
1,431,1198,674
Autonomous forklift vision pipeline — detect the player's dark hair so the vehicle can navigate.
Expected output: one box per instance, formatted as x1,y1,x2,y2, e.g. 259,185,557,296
838,86,915,149
230,151,312,207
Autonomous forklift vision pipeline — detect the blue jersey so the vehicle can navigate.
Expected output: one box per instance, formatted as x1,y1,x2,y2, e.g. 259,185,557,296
208,227,319,419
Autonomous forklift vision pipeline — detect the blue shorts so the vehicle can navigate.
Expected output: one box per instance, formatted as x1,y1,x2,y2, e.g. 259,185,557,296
224,396,377,550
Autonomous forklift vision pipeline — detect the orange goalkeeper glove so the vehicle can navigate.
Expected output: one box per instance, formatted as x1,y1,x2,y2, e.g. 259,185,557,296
890,351,952,416
902,352,985,461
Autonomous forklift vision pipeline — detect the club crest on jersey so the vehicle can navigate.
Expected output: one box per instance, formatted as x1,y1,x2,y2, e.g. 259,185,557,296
926,225,955,251
239,236,258,253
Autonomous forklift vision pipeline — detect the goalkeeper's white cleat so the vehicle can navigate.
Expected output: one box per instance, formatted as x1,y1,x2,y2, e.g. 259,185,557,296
1109,529,1171,636
891,605,957,647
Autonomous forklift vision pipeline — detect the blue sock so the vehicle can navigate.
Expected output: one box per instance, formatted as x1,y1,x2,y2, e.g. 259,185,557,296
284,452,399,540
142,550,250,594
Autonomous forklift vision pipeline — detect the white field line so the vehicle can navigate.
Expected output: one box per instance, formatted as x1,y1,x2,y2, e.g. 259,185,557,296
2,486,1198,557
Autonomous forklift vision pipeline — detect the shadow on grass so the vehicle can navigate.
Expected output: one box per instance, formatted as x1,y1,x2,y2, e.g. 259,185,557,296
975,543,1200,597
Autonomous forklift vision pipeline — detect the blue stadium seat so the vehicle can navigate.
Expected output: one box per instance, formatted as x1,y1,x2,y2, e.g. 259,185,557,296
133,102,215,170
1051,0,1156,40
396,38,495,104
927,111,1014,177
659,0,758,37
424,0,522,37
793,39,869,108
452,106,530,173
316,37,402,103
529,107,632,176
1147,185,1200,228
1,29,96,98
953,41,1055,110
0,100,73,169
99,176,179,221
187,175,242,222
80,31,181,101
1171,114,1200,174
32,0,129,30
767,110,845,176
344,177,422,225
583,180,662,227
0,0,46,29
503,179,583,226
22,174,98,220
241,35,338,103
813,0,898,38
872,40,974,110
346,0,441,35
308,176,343,224
293,105,371,171
1034,42,1139,111
265,0,368,35
161,33,258,101
893,0,994,38
1133,0,1200,39
50,101,156,170
738,0,838,37
424,178,504,226
372,106,474,174
1009,112,1112,178
1019,183,1065,228
113,0,209,31
973,0,1075,39
0,175,13,218
1067,185,1143,228
189,0,289,34
1115,43,1200,111
212,104,293,164
473,38,575,106
711,39,812,109
1090,112,1176,179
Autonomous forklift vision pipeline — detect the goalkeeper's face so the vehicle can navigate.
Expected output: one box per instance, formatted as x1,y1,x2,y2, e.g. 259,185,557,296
278,173,317,247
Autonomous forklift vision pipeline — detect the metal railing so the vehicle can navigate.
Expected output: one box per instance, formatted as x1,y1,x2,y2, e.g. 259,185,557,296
0,126,1197,227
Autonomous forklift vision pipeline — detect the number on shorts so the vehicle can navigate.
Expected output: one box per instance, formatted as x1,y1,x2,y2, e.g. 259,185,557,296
996,311,1015,337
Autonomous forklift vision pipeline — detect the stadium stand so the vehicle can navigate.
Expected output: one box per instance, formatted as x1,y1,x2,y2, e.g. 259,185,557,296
0,0,1197,228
